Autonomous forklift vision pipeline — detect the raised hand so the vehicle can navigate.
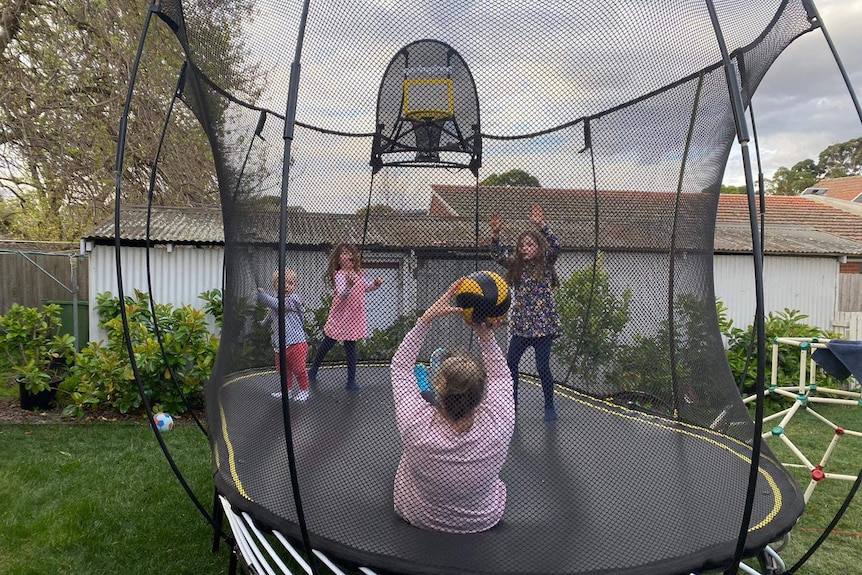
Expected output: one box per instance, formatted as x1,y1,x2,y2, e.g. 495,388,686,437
420,279,464,324
466,316,504,342
489,212,504,237
529,204,545,227
372,277,384,288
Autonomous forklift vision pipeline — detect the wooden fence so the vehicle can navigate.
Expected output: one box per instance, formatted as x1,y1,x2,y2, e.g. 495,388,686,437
838,274,862,312
831,311,862,340
0,246,89,315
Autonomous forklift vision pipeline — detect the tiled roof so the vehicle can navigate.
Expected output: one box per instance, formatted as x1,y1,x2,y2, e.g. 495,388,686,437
433,185,862,256
811,175,862,203
715,194,862,244
89,192,862,257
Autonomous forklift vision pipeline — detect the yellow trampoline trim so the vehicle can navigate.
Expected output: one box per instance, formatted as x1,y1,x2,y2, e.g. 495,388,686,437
520,376,784,533
217,369,277,501
218,399,250,500
218,364,393,503
217,366,786,532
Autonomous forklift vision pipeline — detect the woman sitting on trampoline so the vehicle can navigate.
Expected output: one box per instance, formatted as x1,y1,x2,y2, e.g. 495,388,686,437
391,280,516,533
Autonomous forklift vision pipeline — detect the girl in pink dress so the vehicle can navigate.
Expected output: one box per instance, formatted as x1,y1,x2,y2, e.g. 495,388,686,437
308,243,383,390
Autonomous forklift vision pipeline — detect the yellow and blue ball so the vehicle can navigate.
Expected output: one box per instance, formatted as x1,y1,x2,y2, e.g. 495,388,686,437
455,271,510,325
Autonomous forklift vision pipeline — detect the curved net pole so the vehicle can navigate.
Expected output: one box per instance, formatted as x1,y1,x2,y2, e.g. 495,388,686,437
359,175,377,258
734,87,767,396
234,110,270,292
113,1,232,547
276,1,320,572
782,4,862,554
704,1,767,571
561,119,599,388
473,176,480,273
668,72,705,418
787,470,862,573
232,110,269,207
142,60,208,437
803,0,862,123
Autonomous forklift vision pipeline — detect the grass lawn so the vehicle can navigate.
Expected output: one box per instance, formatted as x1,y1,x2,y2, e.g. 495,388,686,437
0,419,232,575
0,404,859,575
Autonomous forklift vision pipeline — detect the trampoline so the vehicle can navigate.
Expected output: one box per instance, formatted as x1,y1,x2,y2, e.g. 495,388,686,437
213,365,802,575
110,0,862,573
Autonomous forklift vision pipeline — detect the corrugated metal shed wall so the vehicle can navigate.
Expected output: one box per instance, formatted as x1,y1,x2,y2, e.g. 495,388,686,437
88,245,224,342
714,255,837,333
88,244,840,344
88,245,417,342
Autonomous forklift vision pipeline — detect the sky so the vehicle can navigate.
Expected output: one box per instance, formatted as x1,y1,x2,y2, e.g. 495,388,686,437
228,0,862,207
2,1,859,207
723,0,862,185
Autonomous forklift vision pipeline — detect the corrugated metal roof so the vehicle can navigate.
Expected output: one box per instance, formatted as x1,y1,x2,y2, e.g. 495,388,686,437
714,224,862,256
87,205,224,244
87,193,862,257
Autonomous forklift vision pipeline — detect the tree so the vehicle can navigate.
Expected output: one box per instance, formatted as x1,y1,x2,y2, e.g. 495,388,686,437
768,159,819,196
720,184,747,194
554,253,631,388
480,169,540,187
0,0,260,241
817,137,862,178
764,137,862,196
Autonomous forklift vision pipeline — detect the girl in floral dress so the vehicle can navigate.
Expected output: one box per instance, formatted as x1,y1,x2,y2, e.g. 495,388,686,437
490,204,562,421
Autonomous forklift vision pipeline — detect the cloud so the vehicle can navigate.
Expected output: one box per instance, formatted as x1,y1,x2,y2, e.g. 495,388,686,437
181,0,862,205
723,0,862,185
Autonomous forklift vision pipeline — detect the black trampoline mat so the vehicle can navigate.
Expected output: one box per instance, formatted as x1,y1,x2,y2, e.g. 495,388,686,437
212,365,804,575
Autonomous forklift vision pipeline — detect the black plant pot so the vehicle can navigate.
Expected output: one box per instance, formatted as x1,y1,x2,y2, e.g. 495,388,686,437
18,378,59,411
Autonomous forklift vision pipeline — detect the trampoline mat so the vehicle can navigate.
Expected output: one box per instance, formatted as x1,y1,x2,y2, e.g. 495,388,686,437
212,365,804,575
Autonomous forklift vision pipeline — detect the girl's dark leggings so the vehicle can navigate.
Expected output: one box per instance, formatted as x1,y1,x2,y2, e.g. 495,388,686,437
507,334,555,409
309,336,357,385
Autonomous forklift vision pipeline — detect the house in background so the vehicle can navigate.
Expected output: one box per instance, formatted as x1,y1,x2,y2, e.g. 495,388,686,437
432,185,862,333
84,189,862,344
803,174,862,204
802,175,862,275
83,205,492,343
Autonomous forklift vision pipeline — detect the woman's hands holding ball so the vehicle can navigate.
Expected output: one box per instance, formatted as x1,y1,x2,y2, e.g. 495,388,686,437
419,279,464,324
420,279,504,342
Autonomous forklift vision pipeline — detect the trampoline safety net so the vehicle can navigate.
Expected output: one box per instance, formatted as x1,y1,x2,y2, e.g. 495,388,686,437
133,1,817,574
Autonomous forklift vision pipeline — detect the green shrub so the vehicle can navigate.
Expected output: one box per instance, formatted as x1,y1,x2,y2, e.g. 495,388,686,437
62,291,218,417
719,305,842,397
611,294,718,412
554,253,632,388
303,292,419,364
199,288,224,329
0,303,75,393
217,290,271,368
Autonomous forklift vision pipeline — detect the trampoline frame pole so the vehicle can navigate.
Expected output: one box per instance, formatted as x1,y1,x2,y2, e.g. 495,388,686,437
802,0,862,124
704,1,768,572
278,1,320,574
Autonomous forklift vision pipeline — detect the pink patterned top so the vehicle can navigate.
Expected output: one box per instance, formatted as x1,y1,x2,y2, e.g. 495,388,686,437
391,321,515,533
323,269,375,341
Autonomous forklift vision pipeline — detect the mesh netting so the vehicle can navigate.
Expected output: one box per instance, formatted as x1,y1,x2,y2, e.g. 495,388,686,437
145,1,816,573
